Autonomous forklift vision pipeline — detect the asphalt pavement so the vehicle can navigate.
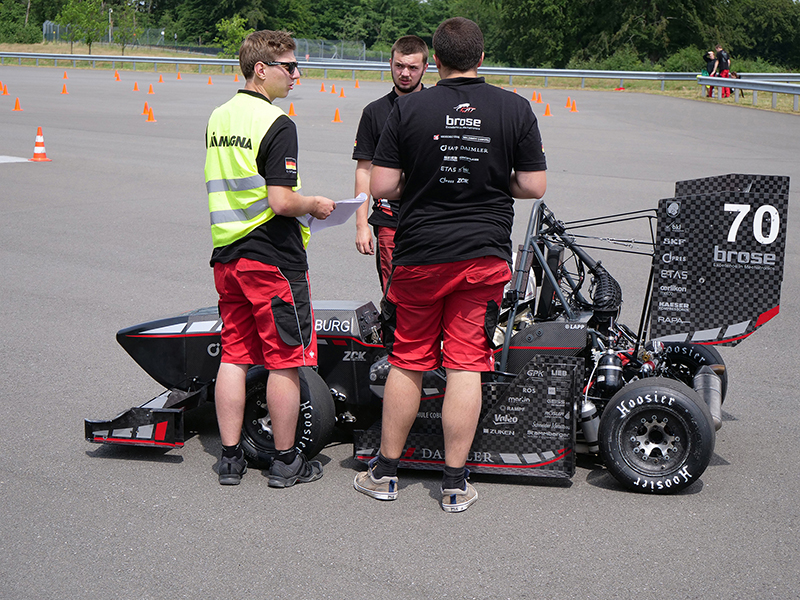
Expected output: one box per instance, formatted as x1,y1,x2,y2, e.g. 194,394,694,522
1,64,799,599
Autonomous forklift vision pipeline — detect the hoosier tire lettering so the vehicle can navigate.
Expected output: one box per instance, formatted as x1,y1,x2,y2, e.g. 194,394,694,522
598,377,715,494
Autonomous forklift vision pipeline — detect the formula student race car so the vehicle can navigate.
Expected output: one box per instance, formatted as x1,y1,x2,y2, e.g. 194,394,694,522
86,174,790,494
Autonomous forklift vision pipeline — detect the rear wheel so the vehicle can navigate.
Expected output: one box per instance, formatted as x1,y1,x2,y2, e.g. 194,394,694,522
240,366,335,468
647,341,728,403
598,377,715,494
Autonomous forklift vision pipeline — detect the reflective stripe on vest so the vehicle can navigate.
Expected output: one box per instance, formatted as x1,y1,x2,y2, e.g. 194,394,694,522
205,93,310,248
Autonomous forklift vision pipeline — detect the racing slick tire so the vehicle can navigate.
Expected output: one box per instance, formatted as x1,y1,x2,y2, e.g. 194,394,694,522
646,341,728,403
240,366,335,468
598,377,715,494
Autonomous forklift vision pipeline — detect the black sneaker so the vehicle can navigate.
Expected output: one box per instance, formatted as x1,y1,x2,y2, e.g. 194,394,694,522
268,451,323,488
218,453,247,485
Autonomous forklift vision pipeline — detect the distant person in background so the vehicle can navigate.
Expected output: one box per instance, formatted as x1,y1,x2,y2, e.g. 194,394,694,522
714,44,731,98
352,35,429,292
703,50,717,98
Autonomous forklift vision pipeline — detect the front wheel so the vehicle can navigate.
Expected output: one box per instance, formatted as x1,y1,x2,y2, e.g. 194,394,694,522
598,378,715,494
240,366,335,468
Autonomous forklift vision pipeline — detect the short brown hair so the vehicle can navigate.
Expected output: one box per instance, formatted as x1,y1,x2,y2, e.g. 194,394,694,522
432,18,483,72
239,30,296,80
391,35,429,64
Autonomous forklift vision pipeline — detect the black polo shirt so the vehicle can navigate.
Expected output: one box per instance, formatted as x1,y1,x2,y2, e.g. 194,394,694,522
352,88,404,228
373,77,547,266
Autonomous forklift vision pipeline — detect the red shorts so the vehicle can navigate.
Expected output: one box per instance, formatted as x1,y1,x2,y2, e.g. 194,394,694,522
213,258,317,369
376,226,395,292
383,256,510,371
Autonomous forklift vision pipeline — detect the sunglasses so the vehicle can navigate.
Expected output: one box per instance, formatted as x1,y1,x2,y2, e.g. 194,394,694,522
265,61,302,76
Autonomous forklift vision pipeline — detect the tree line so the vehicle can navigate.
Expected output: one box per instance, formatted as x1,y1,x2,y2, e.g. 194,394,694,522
2,0,800,70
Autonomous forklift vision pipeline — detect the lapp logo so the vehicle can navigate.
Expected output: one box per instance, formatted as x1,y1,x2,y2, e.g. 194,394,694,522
454,103,476,113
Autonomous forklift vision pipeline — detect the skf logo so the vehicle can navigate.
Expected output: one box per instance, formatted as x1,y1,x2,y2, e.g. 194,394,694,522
454,103,476,113
285,157,297,171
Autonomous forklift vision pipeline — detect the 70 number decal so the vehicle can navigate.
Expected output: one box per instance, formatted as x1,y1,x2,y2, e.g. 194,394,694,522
724,203,780,244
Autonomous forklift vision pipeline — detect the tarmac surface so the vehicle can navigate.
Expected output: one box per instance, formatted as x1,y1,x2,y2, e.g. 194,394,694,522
1,65,799,599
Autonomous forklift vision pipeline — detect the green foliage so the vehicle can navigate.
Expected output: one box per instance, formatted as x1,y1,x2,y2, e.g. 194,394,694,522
113,3,143,56
0,0,41,43
660,46,705,72
55,0,106,54
38,0,800,70
214,14,254,57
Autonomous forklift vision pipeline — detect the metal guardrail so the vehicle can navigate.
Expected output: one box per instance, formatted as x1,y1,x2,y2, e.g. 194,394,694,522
2,52,799,111
696,75,800,111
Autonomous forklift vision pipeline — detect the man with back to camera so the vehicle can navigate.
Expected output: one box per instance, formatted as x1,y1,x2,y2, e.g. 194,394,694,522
205,30,335,486
353,17,547,512
353,35,429,292
713,44,731,98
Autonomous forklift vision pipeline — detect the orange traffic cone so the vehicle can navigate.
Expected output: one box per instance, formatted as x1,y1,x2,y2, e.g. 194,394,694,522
63,71,68,79
339,88,346,98
543,103,552,116
288,102,296,116
513,88,517,93
148,84,154,94
234,74,239,82
147,107,157,122
114,69,120,80
296,79,301,85
13,97,22,111
142,101,149,115
566,96,571,108
355,79,360,89
30,127,51,162
320,83,325,92
133,82,139,91
536,92,543,104
2,84,8,95
531,91,536,101
158,74,164,83
177,72,182,80
61,84,68,95
332,108,342,123
570,99,578,113
331,84,336,94
208,76,213,85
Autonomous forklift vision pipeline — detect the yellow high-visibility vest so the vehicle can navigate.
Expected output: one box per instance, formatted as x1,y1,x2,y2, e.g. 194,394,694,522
205,92,309,248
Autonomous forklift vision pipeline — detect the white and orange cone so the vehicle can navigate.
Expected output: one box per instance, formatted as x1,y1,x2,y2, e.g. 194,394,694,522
30,127,52,162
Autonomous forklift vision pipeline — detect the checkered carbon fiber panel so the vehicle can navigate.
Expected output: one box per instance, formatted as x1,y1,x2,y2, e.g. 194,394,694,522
353,356,584,478
651,174,789,346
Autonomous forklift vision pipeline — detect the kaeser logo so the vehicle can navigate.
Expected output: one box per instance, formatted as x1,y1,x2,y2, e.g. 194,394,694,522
454,103,476,113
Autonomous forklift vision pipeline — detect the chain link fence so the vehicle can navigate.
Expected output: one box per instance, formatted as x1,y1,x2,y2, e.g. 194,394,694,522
41,23,383,62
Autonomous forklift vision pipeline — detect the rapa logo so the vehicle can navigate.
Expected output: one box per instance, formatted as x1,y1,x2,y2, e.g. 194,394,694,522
454,103,476,113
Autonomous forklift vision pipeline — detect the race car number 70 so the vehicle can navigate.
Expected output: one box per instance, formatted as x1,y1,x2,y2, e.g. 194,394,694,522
724,203,780,244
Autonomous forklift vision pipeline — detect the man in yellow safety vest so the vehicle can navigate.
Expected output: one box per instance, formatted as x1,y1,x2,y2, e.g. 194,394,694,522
205,30,335,486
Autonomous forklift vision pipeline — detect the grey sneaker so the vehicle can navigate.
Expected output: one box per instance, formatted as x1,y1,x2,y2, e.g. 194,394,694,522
268,451,323,488
441,481,478,512
353,458,398,500
218,453,247,485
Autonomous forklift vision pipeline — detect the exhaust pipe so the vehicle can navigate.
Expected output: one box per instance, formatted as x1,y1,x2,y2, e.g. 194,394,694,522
693,365,723,431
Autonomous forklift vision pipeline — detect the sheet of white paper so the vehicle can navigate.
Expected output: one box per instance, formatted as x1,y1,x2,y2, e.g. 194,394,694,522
307,193,367,234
